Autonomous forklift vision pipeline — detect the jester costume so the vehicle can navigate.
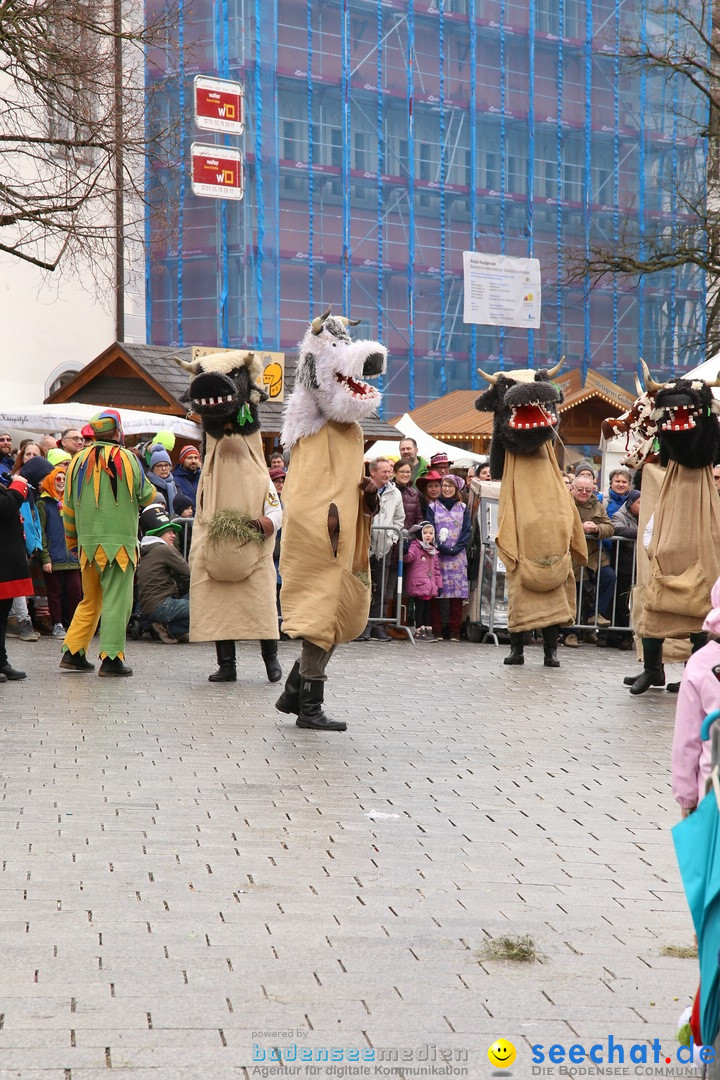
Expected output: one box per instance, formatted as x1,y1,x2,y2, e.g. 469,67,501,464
61,410,155,666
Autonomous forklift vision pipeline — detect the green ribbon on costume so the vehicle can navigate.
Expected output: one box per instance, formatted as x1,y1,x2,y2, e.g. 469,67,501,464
236,403,253,426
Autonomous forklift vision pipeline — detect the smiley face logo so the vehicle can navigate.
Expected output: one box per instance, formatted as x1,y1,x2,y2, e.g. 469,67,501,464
488,1039,516,1069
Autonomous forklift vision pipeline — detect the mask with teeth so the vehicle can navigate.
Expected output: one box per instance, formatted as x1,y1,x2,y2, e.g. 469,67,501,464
475,363,563,480
175,350,267,440
281,308,387,450
642,364,720,469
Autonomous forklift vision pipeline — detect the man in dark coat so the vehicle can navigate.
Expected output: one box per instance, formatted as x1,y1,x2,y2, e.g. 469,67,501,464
0,474,35,679
173,446,202,510
0,432,15,487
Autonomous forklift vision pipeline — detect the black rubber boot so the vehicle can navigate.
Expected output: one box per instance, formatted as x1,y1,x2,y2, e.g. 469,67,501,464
260,639,282,683
208,640,236,682
629,637,664,695
60,651,96,672
296,679,347,732
275,659,301,714
503,632,525,666
542,625,560,668
0,663,26,681
98,656,132,677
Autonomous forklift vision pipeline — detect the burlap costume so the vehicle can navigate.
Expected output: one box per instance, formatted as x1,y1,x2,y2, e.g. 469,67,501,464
189,430,278,642
640,462,720,640
631,462,689,663
496,443,587,633
280,420,372,651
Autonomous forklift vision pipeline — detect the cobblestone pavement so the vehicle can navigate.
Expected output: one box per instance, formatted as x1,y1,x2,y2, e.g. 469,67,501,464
0,634,698,1079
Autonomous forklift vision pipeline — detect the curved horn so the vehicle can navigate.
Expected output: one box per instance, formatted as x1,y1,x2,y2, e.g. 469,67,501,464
174,355,200,374
311,306,332,334
337,316,361,327
705,370,720,388
640,358,662,394
476,367,499,384
634,374,643,396
545,356,564,378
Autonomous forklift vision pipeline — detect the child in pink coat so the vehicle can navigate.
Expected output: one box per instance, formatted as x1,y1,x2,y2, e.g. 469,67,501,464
671,576,720,815
404,522,443,641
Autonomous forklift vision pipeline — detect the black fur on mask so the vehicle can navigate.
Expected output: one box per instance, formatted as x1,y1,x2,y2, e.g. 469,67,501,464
651,378,720,469
475,370,563,480
180,363,268,441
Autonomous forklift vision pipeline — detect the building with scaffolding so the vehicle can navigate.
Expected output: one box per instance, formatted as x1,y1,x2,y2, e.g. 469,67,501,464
145,0,708,417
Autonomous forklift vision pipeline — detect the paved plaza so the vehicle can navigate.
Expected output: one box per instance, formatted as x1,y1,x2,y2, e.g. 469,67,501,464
0,634,700,1079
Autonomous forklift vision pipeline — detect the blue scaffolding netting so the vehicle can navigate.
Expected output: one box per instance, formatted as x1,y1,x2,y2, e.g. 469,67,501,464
145,0,709,418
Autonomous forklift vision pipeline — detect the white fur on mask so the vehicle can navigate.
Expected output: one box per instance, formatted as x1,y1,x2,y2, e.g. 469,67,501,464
281,316,386,450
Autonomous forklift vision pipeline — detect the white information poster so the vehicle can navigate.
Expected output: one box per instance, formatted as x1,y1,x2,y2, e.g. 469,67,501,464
463,252,541,329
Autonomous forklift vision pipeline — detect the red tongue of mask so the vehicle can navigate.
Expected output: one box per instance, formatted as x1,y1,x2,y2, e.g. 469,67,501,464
668,406,695,431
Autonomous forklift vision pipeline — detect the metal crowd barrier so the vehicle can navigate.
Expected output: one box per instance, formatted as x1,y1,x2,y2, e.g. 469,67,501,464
366,523,416,644
466,506,638,644
171,515,193,561
571,535,636,636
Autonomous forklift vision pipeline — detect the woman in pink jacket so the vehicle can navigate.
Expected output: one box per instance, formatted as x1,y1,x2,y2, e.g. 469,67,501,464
671,576,720,815
404,522,443,641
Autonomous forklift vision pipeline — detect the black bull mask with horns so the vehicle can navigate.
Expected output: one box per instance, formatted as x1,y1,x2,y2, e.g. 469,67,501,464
640,359,720,470
175,350,267,441
475,361,564,480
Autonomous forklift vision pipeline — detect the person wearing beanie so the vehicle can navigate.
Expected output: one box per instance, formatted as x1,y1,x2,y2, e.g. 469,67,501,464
15,455,55,640
46,448,72,468
173,445,202,510
0,473,35,680
60,409,156,676
148,445,178,517
36,464,81,639
136,507,191,644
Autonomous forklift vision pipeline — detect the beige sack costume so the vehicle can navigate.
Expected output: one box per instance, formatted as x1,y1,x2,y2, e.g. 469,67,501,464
280,421,372,651
642,462,720,639
189,430,278,642
497,444,587,633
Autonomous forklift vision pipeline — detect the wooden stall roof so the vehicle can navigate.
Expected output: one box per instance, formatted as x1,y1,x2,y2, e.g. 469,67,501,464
45,342,400,441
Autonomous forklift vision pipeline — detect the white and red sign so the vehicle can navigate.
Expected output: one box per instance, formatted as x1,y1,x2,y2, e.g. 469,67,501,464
194,76,244,135
190,143,244,200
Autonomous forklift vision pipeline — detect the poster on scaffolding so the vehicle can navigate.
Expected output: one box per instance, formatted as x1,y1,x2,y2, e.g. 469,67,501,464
462,252,541,329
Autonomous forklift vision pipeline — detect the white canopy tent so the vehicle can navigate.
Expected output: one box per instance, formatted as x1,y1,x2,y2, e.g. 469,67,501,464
364,412,487,464
0,403,201,441
679,354,720,396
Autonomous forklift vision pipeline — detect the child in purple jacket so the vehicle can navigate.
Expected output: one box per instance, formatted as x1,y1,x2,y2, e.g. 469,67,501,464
671,576,720,815
404,522,443,641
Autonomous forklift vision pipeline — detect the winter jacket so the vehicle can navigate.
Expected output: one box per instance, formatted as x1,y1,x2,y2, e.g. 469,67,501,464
37,494,79,569
611,503,637,582
369,483,406,558
136,537,191,617
394,481,424,531
0,454,14,488
671,639,720,809
572,495,613,574
0,485,33,600
404,540,443,600
149,471,178,515
173,464,201,509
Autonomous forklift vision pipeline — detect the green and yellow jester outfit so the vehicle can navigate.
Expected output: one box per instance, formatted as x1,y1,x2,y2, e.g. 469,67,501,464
62,431,155,660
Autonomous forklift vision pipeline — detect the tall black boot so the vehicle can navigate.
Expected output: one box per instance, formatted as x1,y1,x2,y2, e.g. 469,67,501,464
629,637,664,695
541,625,560,668
275,659,301,714
208,640,236,682
260,639,282,683
503,632,525,666
296,678,347,732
